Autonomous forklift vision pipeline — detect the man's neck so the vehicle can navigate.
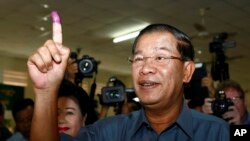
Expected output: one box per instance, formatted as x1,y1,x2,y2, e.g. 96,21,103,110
144,98,183,134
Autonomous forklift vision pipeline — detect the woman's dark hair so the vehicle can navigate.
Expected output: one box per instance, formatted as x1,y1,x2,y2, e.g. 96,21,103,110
58,79,90,116
132,23,194,61
58,79,98,125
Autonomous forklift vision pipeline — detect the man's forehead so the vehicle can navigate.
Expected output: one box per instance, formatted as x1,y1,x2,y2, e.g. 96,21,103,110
135,32,178,53
224,88,239,95
134,46,176,56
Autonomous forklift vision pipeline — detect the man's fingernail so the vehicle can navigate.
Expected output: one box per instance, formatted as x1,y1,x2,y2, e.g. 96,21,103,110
55,55,61,62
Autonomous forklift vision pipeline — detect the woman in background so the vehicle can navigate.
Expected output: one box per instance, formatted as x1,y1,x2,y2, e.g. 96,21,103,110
57,79,93,137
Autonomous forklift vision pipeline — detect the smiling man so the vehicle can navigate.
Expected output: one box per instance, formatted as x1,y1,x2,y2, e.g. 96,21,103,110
28,23,229,141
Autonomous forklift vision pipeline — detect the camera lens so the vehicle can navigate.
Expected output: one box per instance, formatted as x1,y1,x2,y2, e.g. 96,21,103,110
78,59,94,74
106,90,120,99
212,100,229,116
101,86,125,105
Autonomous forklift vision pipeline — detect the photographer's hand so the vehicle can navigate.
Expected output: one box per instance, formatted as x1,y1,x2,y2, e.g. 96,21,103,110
201,73,215,97
202,97,214,114
121,93,130,114
99,104,110,119
222,105,241,125
65,58,78,84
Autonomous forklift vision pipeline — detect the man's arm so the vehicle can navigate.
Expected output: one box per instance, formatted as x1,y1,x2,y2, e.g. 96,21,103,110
29,11,70,141
28,40,70,141
31,86,59,141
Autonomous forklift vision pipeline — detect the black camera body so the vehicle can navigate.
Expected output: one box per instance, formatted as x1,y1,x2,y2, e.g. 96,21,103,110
76,55,98,76
70,52,98,84
101,85,125,105
125,88,137,103
100,76,126,106
211,91,234,117
209,32,236,53
209,32,236,82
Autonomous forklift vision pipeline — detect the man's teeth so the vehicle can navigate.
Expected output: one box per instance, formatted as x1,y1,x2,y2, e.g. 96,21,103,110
141,82,156,86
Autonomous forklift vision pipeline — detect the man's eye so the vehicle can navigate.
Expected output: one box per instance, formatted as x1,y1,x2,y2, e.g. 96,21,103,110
66,111,74,115
155,56,166,61
134,57,144,62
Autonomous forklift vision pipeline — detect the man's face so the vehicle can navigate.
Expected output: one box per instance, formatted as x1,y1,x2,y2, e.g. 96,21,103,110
131,31,191,109
224,88,246,118
15,105,33,139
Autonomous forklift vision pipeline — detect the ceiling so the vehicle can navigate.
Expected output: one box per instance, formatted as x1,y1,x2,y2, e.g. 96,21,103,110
0,0,249,90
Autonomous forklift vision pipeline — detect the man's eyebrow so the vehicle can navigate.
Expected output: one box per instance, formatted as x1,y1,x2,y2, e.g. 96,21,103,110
133,46,173,55
133,50,142,55
157,46,171,51
65,107,76,110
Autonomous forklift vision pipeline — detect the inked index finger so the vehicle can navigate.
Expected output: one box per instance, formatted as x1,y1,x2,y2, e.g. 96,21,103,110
51,11,62,44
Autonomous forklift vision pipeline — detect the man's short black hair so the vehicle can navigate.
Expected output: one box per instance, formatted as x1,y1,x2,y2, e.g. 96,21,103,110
58,79,91,117
132,23,194,61
12,98,34,121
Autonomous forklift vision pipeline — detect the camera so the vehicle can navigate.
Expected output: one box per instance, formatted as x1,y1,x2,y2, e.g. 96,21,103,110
100,76,125,106
101,85,125,105
70,52,98,84
211,90,234,118
209,32,236,53
125,88,139,103
209,32,236,81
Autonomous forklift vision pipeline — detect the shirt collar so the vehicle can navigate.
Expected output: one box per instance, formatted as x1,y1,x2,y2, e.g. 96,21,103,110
132,99,194,139
134,108,150,132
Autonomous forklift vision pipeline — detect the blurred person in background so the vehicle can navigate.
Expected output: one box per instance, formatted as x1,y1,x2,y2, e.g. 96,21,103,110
98,76,132,119
7,98,34,141
0,102,12,141
184,63,215,112
65,57,78,85
57,79,96,137
202,80,250,125
64,57,99,125
98,90,142,119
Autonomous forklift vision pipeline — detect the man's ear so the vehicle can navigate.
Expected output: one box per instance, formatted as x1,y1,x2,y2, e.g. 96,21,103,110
183,61,195,83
